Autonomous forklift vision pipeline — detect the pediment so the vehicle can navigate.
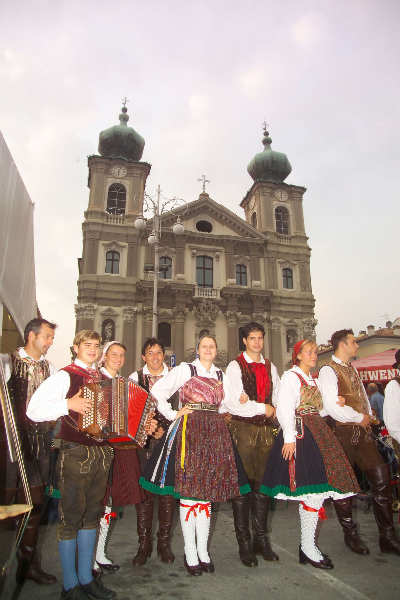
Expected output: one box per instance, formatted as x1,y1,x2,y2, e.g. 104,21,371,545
152,194,266,241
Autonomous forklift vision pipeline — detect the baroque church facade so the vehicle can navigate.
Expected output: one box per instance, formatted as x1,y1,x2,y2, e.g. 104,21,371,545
75,105,316,375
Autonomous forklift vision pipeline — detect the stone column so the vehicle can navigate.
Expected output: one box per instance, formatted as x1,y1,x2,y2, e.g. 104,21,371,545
84,231,100,274
175,241,185,279
271,319,284,374
122,306,137,376
174,309,185,363
226,311,239,362
75,304,97,333
127,237,138,278
142,307,153,341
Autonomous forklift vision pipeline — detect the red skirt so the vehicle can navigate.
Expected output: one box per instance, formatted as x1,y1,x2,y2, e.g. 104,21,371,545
104,447,145,506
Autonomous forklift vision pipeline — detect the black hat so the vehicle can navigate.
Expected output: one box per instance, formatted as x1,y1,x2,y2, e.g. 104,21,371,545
392,349,400,369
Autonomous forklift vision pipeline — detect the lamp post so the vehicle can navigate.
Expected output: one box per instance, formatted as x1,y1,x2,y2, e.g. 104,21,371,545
134,185,184,337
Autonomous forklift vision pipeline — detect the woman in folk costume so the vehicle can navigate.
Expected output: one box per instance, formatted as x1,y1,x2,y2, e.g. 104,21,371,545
94,341,156,574
140,334,270,576
259,339,360,569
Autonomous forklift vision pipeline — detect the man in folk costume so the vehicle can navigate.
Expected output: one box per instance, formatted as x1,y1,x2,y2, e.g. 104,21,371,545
0,318,57,585
27,330,116,600
129,337,179,566
226,322,280,566
319,329,400,556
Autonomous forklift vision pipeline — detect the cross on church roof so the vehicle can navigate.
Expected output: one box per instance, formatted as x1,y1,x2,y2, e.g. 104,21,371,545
263,120,269,134
122,97,129,107
198,174,210,193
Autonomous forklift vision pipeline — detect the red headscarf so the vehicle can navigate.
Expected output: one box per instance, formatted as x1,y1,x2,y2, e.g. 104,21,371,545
292,340,306,366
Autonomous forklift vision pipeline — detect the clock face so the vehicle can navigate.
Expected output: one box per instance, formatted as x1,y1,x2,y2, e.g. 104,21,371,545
275,189,288,202
111,166,127,178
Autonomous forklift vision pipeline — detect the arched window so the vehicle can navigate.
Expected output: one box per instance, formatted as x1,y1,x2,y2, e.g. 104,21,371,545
286,329,297,352
102,319,115,343
275,206,289,235
236,264,247,286
238,327,246,352
282,267,293,289
251,212,257,228
158,322,171,348
159,256,172,279
105,250,120,274
196,255,213,287
106,183,126,215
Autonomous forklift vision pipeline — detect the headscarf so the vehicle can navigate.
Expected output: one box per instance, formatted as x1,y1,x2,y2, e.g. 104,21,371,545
98,340,122,367
292,340,307,366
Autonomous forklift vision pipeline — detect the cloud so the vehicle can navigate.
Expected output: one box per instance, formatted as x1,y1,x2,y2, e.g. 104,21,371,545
188,94,210,119
237,66,267,98
0,49,25,81
291,13,324,47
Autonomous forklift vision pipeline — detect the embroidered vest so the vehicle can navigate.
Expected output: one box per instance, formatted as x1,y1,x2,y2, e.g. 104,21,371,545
57,364,106,446
327,360,369,416
235,353,273,404
292,371,323,414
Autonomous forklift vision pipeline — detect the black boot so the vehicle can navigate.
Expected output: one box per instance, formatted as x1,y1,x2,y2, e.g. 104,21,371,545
251,492,279,561
231,495,258,567
367,464,400,555
333,496,370,555
132,493,154,566
157,495,175,563
16,511,57,584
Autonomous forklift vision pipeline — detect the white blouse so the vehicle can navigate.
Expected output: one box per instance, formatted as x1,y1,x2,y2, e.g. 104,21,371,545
150,358,266,422
276,365,327,444
384,379,400,444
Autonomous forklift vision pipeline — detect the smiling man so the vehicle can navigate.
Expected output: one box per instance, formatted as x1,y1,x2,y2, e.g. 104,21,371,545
0,318,57,585
226,322,280,567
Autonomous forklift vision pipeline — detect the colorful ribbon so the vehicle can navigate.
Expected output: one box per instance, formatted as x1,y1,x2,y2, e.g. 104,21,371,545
180,502,211,521
300,501,327,520
180,413,188,470
104,511,117,524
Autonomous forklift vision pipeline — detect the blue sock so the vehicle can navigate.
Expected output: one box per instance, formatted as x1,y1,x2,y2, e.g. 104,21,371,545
77,528,97,585
58,538,79,591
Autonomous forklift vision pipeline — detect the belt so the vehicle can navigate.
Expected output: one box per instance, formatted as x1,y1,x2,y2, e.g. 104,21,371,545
185,402,218,412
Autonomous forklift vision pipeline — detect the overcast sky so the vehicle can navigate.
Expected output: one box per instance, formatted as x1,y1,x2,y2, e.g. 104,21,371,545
1,0,399,368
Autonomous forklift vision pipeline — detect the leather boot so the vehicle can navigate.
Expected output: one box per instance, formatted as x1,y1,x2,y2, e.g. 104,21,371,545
333,497,370,555
251,492,279,561
366,463,400,555
231,495,258,567
157,495,175,563
16,511,57,584
132,493,154,566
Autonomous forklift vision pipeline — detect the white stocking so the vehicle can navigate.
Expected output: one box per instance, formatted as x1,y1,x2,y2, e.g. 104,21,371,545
95,506,113,565
195,502,211,563
299,496,325,562
179,500,199,566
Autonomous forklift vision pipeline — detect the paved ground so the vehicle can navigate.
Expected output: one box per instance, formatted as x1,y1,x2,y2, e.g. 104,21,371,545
1,498,399,600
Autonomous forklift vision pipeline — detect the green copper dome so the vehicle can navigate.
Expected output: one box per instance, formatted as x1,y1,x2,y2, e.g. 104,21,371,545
247,129,291,183
98,105,145,161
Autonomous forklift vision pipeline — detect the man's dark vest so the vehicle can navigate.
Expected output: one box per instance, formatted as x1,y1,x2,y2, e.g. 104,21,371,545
235,353,273,404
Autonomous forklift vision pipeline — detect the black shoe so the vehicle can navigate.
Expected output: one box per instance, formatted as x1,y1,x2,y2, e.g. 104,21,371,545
299,546,334,570
60,585,90,600
184,558,203,576
94,561,120,573
199,558,215,573
81,578,117,599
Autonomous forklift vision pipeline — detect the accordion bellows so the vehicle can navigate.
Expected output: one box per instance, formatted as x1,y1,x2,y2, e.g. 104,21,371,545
78,378,156,447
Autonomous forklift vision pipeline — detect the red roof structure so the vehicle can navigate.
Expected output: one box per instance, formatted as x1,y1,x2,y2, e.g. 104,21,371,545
352,349,400,383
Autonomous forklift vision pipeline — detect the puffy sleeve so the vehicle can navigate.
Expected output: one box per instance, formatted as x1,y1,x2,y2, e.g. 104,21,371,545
150,362,191,421
276,371,301,444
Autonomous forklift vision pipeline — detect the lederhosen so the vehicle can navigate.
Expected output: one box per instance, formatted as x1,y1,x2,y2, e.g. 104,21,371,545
0,351,52,504
228,354,277,486
326,360,384,472
56,364,113,540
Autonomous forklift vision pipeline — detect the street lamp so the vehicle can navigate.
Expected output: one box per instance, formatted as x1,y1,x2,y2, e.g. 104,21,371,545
134,185,185,337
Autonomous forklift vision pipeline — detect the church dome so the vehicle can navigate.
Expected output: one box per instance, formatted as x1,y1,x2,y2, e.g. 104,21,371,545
98,104,145,161
247,128,292,183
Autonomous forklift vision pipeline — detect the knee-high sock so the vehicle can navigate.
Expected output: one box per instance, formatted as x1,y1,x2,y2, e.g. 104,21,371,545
195,502,211,563
299,496,325,562
77,528,97,585
95,506,113,565
179,499,199,566
58,538,78,591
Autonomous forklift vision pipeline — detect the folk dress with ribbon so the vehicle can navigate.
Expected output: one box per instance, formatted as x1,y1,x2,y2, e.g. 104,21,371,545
140,360,250,502
260,366,360,502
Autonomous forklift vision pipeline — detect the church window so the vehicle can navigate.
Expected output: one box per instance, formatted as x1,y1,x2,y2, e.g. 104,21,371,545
106,183,126,215
236,264,247,286
196,255,213,287
286,329,297,352
282,267,293,289
251,212,257,228
159,256,172,279
196,220,213,233
158,322,171,348
102,319,115,343
275,206,289,235
105,250,120,274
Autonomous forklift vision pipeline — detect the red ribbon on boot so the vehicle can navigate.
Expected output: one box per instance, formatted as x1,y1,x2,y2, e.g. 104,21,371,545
104,511,117,525
180,502,211,521
300,501,327,520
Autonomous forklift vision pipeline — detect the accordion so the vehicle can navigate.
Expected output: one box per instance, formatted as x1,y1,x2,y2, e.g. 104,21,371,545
78,378,156,447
